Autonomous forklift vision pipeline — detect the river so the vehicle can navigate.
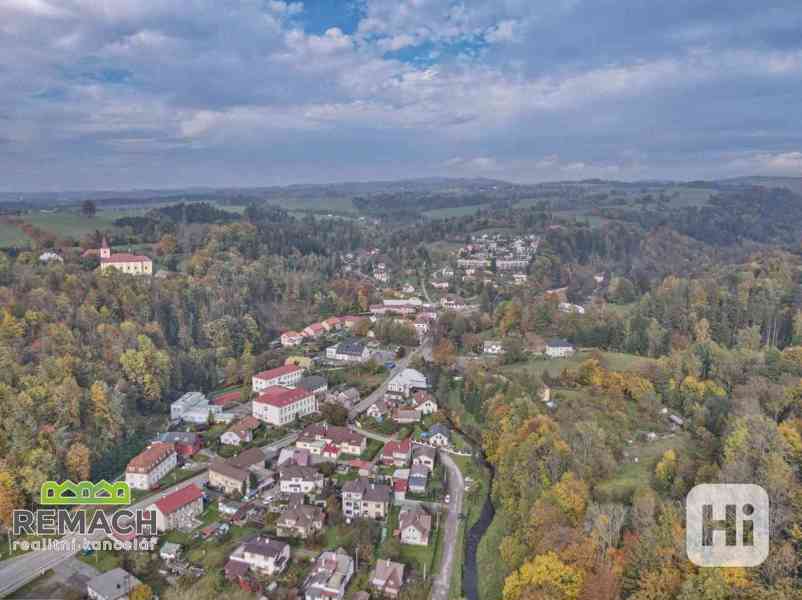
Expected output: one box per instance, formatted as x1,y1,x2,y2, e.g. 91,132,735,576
462,451,495,600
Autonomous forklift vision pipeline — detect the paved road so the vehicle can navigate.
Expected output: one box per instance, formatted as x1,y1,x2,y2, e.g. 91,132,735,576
348,338,432,420
349,425,393,443
431,451,465,600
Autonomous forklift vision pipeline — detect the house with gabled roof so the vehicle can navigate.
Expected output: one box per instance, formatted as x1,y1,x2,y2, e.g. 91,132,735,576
148,484,204,532
370,559,405,598
399,506,432,546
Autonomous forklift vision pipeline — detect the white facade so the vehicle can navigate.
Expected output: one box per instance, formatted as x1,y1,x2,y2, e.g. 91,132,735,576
253,388,316,426
545,342,575,358
252,366,304,393
387,368,428,398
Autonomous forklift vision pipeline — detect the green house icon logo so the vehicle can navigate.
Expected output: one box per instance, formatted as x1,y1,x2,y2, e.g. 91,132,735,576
40,480,132,506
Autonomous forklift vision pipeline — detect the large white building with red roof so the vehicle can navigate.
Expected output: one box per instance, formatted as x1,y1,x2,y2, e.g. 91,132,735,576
148,483,204,532
253,386,316,426
94,237,153,275
252,365,305,392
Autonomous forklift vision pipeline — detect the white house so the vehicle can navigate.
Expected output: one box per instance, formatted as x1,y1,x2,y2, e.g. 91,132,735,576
545,338,576,358
559,302,586,315
252,365,304,392
279,464,325,494
483,340,505,355
227,536,290,577
281,331,304,347
387,368,428,398
399,507,432,546
170,392,207,421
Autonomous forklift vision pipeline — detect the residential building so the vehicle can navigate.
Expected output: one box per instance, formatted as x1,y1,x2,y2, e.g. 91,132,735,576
87,568,142,600
342,316,364,329
252,365,304,392
221,416,261,446
148,484,204,532
157,432,202,458
370,559,405,598
342,478,392,519
39,251,63,263
304,549,354,600
170,392,208,421
483,340,505,355
298,375,329,398
297,423,366,456
387,368,428,398
281,331,304,347
558,302,586,315
159,542,182,561
226,536,290,577
253,385,316,426
412,445,436,471
428,424,451,447
279,464,325,494
322,317,342,331
302,323,326,338
124,442,177,490
228,447,267,470
366,399,390,421
95,238,153,276
399,506,432,546
277,504,325,539
545,338,576,358
408,464,429,494
412,391,438,415
209,461,250,497
440,294,467,311
325,386,360,410
382,438,412,467
392,408,421,424
325,339,371,362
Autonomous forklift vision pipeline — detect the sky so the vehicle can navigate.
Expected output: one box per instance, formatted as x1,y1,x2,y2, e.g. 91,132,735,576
2,0,802,191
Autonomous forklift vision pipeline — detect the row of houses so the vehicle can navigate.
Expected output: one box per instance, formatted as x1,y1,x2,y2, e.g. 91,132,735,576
280,315,365,348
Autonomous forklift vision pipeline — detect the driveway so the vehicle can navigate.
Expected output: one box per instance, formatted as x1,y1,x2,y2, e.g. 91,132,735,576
431,451,465,600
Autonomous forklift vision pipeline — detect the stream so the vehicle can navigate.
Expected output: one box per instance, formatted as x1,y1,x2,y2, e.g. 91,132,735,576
445,416,497,600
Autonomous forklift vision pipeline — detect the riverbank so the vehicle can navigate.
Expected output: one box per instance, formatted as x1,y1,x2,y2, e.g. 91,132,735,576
447,451,491,600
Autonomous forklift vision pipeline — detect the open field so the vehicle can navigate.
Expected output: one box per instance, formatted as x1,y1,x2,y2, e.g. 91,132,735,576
500,350,656,380
595,432,689,503
0,222,32,246
266,197,357,213
25,212,119,239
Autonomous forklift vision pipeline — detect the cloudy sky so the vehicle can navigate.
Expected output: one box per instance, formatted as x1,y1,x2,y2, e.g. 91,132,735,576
2,0,802,191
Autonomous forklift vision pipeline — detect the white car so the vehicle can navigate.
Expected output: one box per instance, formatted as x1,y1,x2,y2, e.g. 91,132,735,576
444,494,450,504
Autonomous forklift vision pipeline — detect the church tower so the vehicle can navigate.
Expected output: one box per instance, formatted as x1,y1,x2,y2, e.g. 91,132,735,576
100,236,111,259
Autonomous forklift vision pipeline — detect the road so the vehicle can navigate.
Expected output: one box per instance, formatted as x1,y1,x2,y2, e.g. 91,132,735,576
0,433,299,598
431,451,465,600
348,337,432,420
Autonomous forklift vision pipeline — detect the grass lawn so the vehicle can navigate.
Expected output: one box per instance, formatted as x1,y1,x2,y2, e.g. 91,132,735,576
25,212,120,239
423,204,492,219
0,222,32,247
595,433,689,503
476,512,513,600
501,350,655,381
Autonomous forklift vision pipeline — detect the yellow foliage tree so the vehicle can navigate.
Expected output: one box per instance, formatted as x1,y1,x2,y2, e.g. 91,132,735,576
503,551,584,600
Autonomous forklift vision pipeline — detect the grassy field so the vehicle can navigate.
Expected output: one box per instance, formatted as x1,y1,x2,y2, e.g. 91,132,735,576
266,197,357,213
25,212,119,239
476,512,512,600
501,350,655,381
0,222,32,246
595,432,689,503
